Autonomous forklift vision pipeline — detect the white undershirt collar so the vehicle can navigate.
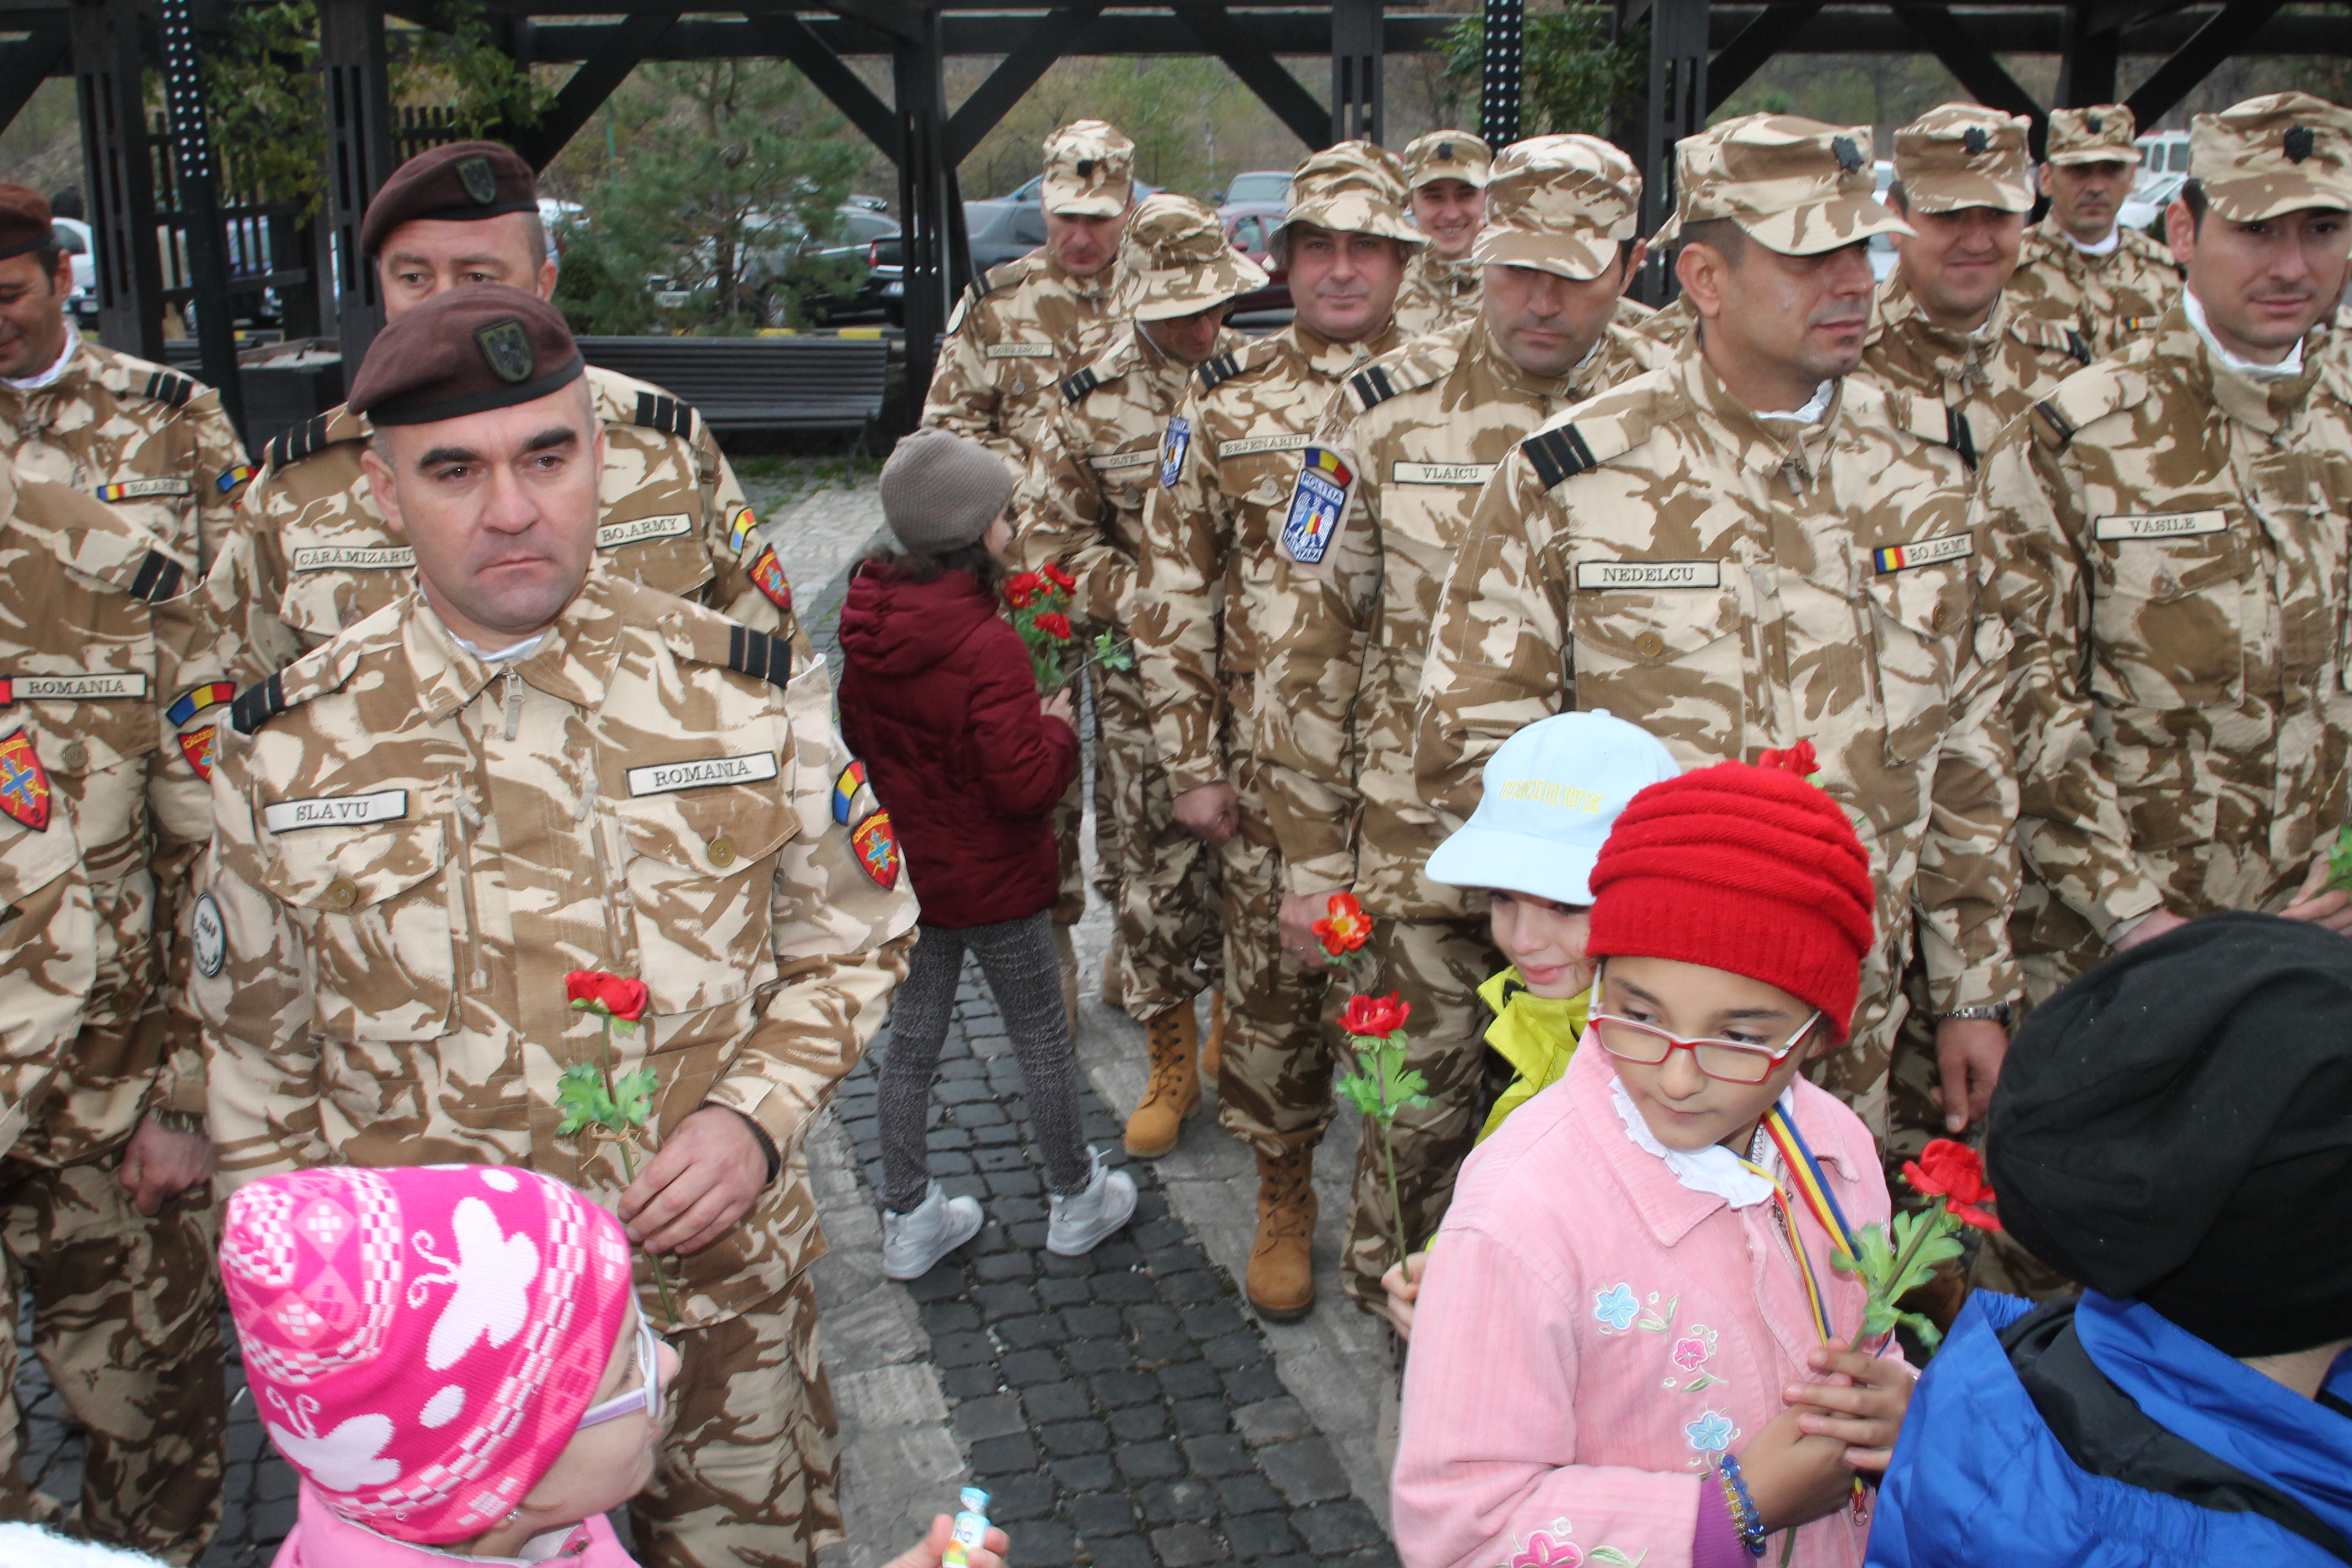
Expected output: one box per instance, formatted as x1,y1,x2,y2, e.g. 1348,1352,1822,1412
454,631,548,664
2,330,79,391
2066,225,2124,257
1754,379,1836,425
2184,286,2305,383
1611,1075,1792,1208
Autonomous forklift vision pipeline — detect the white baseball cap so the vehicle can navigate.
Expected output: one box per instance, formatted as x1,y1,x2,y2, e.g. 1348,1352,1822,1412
1424,711,1680,904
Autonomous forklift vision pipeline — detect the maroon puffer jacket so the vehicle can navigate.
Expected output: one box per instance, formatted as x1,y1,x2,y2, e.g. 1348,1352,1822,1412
837,560,1078,928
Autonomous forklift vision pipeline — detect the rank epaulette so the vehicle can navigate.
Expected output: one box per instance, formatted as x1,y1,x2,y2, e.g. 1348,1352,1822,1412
230,672,285,736
633,392,697,440
266,413,335,470
139,369,197,409
230,644,361,736
1061,367,1101,405
1349,365,1400,411
1945,406,1979,469
1522,424,1598,491
725,622,794,691
2031,399,2076,448
2064,328,2092,366
128,549,186,604
1198,352,1241,393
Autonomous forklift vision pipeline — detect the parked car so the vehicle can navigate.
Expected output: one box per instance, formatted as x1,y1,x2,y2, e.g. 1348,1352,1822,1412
2120,133,2192,234
652,198,898,325
50,217,97,328
1220,203,1291,314
1213,170,1292,209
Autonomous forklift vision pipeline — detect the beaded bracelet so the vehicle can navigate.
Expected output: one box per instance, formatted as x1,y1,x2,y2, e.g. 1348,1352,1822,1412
1716,1453,1768,1560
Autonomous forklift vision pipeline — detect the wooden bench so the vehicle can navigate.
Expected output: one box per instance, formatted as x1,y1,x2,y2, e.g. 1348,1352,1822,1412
576,333,894,433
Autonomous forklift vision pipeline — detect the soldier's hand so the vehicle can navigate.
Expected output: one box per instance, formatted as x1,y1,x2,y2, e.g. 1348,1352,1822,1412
2282,852,2352,934
119,1115,213,1216
1930,1018,2006,1134
1173,782,1241,845
620,1105,769,1256
885,1512,1011,1568
1278,891,1345,970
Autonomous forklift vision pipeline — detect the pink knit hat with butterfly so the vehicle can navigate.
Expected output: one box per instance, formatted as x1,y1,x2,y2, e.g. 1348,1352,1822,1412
219,1164,637,1544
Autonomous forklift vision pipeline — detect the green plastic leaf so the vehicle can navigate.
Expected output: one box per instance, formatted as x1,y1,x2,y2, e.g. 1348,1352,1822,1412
612,1065,659,1129
2331,823,2352,892
1336,1073,1385,1118
555,1062,616,1136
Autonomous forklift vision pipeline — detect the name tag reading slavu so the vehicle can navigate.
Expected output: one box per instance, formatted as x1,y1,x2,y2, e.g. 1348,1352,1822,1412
1392,462,1495,486
263,789,409,833
291,546,417,573
2093,510,2228,541
597,514,693,550
626,752,781,797
1575,560,1723,590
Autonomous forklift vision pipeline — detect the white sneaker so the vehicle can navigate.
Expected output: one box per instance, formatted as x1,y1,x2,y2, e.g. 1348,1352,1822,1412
881,1183,984,1281
1047,1147,1138,1256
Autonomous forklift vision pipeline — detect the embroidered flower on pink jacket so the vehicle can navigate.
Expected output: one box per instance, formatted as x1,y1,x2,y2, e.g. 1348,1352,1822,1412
1671,1334,1711,1371
1508,1527,1583,1568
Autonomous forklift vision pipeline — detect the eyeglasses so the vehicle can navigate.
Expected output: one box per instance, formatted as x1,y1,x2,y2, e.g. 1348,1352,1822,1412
1589,1004,1822,1085
576,1317,663,1431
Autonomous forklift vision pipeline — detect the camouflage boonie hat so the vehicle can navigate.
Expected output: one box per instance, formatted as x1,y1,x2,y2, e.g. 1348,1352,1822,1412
1272,140,1425,263
2044,105,2141,168
1894,104,2033,214
2191,91,2352,222
1469,134,1641,281
1403,130,1494,190
1042,119,1136,218
1123,193,1268,321
1666,113,1911,256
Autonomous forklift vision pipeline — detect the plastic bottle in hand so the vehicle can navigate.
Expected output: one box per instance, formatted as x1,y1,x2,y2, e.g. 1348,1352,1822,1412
943,1488,992,1568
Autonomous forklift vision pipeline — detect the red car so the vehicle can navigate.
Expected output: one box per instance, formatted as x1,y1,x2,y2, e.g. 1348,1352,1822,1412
1220,203,1292,316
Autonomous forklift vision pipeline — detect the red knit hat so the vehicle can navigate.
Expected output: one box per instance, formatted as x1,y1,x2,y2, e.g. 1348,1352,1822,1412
1585,742,1876,1041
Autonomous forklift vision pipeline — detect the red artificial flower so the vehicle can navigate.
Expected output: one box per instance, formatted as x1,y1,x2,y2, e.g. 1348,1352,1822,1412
1342,992,1411,1038
1041,563,1077,592
1004,573,1044,609
1757,739,1820,778
1314,891,1371,956
565,970,650,1022
1903,1137,2001,1231
1035,611,1074,641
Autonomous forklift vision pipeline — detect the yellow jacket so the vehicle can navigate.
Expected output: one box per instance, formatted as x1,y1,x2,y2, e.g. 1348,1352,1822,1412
1474,967,1591,1142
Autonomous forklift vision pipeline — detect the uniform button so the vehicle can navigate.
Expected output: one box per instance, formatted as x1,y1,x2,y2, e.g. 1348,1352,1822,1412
325,876,360,911
1928,602,1948,632
2150,570,2179,600
59,742,88,771
708,836,737,868
1634,631,1666,659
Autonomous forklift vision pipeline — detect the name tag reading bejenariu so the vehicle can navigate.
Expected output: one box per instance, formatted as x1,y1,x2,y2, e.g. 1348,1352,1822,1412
625,752,781,797
1574,560,1723,590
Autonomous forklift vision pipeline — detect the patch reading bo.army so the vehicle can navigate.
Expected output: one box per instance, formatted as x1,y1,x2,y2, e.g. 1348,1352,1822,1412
95,478,192,502
2093,510,2228,541
750,545,793,611
1871,532,1974,573
1574,560,1723,589
851,809,901,888
625,752,781,797
3,672,149,701
262,789,409,834
1159,416,1191,489
179,725,218,782
832,760,870,826
191,892,226,977
728,504,759,553
1278,449,1353,567
475,319,535,383
596,514,692,550
0,729,51,831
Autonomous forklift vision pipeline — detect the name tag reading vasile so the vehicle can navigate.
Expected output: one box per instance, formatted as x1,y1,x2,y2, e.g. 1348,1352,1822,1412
597,514,692,549
291,546,417,573
626,752,781,797
1871,532,1974,573
1574,560,1723,590
1392,462,1495,486
263,789,409,833
2093,510,2228,541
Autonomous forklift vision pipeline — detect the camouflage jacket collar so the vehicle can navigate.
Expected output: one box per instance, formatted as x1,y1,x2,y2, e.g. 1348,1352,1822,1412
1468,315,1583,402
1284,318,1402,383
1039,245,1124,303
407,573,628,722
1870,270,2012,391
2155,296,2324,435
1670,336,1844,482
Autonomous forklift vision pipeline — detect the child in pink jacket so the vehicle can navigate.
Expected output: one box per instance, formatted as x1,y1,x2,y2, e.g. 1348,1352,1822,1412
1391,750,1915,1568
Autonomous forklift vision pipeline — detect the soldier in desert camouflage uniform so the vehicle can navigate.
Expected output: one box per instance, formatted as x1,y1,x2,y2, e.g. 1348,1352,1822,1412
1989,91,2352,1003
1415,115,2024,1148
1260,135,1662,1311
195,288,917,1568
1130,142,1422,1319
202,143,796,696
0,185,252,570
1015,196,1264,1157
2007,105,2184,356
0,456,226,1561
1393,132,1491,338
1862,104,2094,461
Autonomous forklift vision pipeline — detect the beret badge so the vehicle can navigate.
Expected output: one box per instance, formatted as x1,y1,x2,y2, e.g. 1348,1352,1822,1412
458,155,499,205
2285,125,2317,164
475,319,536,383
1832,135,1864,173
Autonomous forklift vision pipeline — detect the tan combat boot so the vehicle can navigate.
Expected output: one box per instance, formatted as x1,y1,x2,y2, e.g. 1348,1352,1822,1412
1123,1004,1201,1157
1247,1144,1318,1320
1101,928,1126,1008
1055,923,1080,1030
1199,992,1226,1089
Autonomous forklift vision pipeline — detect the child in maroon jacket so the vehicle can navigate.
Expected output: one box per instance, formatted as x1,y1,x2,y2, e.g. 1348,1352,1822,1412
839,428,1137,1279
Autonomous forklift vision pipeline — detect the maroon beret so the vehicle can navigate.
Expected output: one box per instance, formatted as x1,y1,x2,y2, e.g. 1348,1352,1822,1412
0,183,53,263
348,284,584,427
360,141,539,258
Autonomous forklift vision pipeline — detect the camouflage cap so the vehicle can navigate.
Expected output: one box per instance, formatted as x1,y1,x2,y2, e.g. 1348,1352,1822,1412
1468,134,1641,281
1893,104,2033,214
348,283,585,427
1403,130,1494,190
1123,193,1268,321
360,140,538,258
1668,113,1911,256
1273,140,1425,263
0,183,51,263
2191,90,2352,222
2044,105,2141,168
1042,119,1136,218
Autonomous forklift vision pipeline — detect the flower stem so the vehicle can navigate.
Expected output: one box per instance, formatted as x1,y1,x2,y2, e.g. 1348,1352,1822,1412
603,1016,681,1329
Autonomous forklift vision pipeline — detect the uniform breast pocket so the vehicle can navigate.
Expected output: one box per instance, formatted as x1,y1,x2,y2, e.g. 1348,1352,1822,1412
611,781,797,1018
1569,572,1747,741
1862,563,1968,764
595,510,713,602
263,820,453,1042
2089,522,2246,711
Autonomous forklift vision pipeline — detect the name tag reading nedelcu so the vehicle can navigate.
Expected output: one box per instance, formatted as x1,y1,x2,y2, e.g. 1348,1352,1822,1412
1871,532,1975,573
597,514,693,550
2093,510,2228,541
1087,450,1158,473
7,672,149,700
1575,560,1723,590
263,789,409,834
291,546,417,573
984,343,1057,360
1217,433,1314,460
1392,462,1495,486
626,752,781,797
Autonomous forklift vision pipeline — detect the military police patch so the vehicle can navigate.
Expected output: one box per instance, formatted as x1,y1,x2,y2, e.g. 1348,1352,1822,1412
458,155,499,205
192,892,226,978
1159,416,1191,489
851,809,901,889
750,544,793,612
1277,449,1353,567
179,724,218,782
475,319,535,383
0,728,51,831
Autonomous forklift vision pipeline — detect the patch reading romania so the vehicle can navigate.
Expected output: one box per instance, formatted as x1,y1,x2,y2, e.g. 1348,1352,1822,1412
1278,448,1353,566
851,808,901,889
179,725,218,781
728,504,759,553
832,759,870,826
0,729,52,831
750,545,793,612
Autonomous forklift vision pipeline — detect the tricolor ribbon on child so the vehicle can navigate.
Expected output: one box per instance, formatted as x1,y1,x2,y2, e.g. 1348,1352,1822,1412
1735,1104,1858,1348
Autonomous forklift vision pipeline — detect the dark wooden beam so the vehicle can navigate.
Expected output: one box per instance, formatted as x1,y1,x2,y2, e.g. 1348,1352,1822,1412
1705,1,1821,113
945,2,1104,164
811,0,921,44
2126,0,2286,126
511,9,673,169
743,9,903,160
1894,3,2046,150
1170,1,1329,149
0,24,67,137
